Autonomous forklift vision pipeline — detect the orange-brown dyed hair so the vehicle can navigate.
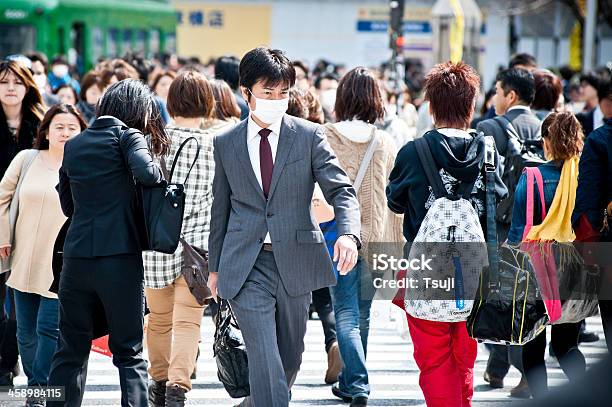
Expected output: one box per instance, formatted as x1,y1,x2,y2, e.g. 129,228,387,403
424,61,480,129
541,111,583,160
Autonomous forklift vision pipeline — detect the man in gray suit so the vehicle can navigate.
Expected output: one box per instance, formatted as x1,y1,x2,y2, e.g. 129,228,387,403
207,47,361,407
476,67,541,398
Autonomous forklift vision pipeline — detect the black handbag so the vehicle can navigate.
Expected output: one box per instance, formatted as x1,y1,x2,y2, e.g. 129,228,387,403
213,300,250,398
124,130,200,254
467,136,548,344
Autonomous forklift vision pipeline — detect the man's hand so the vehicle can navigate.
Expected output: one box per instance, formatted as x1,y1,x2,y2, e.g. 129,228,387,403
333,235,358,275
0,246,11,260
208,271,219,302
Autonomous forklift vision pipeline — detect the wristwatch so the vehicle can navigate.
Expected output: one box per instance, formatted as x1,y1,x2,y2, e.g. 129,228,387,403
340,234,361,250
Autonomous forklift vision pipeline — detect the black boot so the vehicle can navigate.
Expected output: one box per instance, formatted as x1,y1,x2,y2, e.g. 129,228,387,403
148,379,166,407
165,385,186,407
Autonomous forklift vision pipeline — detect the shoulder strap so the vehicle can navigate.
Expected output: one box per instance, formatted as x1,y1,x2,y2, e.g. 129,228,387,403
353,128,380,193
414,136,447,199
494,115,522,157
169,136,200,184
522,167,547,241
20,149,39,177
484,135,499,277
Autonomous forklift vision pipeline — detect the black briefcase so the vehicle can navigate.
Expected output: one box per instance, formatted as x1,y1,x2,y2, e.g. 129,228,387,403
213,300,250,398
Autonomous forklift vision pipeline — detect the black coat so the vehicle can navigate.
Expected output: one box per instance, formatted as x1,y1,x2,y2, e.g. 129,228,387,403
576,109,595,138
0,110,40,178
58,116,163,258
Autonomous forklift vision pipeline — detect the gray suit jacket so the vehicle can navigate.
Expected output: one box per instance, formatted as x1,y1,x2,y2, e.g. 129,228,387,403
476,108,541,156
208,115,361,299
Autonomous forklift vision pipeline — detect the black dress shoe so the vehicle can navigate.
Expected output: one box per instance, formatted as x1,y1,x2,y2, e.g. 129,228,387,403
483,371,504,389
350,396,368,407
579,330,600,343
331,384,352,403
0,371,13,386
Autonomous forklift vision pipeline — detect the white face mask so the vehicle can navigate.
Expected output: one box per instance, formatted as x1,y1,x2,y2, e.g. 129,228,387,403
52,65,69,78
249,92,288,125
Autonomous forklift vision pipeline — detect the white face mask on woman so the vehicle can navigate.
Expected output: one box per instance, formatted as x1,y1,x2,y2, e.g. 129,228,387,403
52,64,69,78
248,90,288,125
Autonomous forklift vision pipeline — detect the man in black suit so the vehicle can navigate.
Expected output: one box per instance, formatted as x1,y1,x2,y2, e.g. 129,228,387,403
576,73,606,138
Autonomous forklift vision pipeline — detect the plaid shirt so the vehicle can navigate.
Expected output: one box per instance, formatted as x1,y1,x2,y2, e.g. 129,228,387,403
143,126,215,288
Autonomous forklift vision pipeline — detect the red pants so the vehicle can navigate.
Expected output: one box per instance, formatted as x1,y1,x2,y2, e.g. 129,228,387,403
407,314,478,407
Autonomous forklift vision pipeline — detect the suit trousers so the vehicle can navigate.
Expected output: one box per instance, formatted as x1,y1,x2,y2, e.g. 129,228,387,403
229,249,311,407
48,255,148,407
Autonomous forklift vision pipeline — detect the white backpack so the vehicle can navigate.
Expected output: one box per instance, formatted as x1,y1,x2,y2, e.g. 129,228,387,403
403,134,494,322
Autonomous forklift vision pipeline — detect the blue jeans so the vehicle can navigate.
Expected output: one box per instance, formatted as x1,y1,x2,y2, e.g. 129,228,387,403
330,259,373,399
14,289,59,386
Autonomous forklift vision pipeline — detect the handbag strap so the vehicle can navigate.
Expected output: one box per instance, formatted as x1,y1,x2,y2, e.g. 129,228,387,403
352,128,380,193
414,136,447,199
523,167,546,241
169,136,200,185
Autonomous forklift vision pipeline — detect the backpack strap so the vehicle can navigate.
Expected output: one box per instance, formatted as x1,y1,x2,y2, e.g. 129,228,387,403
414,137,447,199
484,135,500,279
353,127,380,193
493,115,523,157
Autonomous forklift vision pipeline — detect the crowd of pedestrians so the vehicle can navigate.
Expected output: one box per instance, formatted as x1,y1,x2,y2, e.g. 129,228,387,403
0,45,610,407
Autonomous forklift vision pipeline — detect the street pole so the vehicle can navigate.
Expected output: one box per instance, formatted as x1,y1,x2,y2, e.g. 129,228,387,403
583,0,597,71
389,0,405,111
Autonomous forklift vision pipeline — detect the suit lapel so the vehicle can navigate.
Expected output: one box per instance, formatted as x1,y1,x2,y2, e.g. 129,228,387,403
267,116,297,201
231,120,266,202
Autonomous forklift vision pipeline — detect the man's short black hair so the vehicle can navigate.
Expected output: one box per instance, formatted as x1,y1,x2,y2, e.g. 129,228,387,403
580,71,602,91
239,47,295,92
496,68,536,105
598,78,612,102
215,55,240,90
509,53,537,69
25,52,48,72
51,55,68,66
314,72,339,90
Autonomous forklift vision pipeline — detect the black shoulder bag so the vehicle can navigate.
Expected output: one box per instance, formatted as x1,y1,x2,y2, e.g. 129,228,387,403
158,152,212,306
122,129,199,254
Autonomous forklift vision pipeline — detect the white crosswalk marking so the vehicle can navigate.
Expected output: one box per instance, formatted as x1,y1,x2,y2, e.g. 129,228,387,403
9,303,608,406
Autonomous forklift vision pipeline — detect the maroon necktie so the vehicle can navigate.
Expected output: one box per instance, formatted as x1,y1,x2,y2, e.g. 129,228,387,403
259,128,273,198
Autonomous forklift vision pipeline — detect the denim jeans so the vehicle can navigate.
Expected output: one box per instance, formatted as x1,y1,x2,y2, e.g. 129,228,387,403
330,259,374,399
13,289,59,386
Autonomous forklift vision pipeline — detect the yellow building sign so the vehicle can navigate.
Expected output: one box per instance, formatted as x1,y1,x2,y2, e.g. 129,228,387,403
173,2,271,61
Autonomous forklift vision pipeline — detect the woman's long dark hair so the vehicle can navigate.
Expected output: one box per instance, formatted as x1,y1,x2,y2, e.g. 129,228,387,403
0,60,45,121
35,103,88,150
97,79,169,156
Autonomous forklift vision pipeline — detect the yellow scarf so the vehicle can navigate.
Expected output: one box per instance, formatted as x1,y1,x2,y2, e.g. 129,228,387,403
525,156,579,243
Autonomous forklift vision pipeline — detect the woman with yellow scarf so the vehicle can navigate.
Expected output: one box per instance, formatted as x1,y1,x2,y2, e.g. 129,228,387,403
507,112,585,398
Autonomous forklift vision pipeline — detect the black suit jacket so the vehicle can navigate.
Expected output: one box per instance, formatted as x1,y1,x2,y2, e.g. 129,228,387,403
58,116,163,258
576,109,595,138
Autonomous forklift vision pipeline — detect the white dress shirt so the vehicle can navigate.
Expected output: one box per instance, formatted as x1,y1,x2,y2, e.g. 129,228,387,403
593,105,604,131
507,105,531,114
247,115,282,243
